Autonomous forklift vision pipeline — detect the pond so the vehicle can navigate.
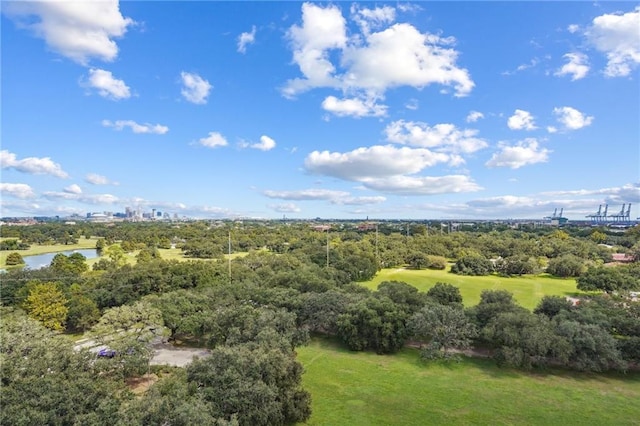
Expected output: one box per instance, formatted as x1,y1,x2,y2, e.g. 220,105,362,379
22,249,100,270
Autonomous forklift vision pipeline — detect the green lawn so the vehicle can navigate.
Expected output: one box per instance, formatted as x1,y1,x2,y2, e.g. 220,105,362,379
361,267,583,310
297,336,640,426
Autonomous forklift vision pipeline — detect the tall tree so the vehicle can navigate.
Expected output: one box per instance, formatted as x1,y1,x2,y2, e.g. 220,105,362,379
22,282,68,331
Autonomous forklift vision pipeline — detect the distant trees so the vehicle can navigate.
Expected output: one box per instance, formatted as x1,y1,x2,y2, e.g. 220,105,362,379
577,266,640,293
546,254,585,277
0,239,29,251
426,282,463,306
451,255,494,276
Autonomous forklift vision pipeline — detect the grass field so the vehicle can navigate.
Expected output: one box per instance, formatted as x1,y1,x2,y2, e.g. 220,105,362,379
297,336,640,426
361,267,583,310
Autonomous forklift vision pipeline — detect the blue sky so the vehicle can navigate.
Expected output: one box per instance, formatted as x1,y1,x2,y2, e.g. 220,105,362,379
1,1,639,220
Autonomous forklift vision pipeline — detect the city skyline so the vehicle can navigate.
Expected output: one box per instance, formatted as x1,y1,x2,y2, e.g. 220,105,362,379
1,1,639,220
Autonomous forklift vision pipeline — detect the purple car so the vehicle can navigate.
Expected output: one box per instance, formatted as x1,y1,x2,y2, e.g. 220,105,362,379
97,348,117,358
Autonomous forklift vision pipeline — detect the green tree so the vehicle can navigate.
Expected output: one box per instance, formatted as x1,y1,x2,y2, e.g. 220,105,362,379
426,282,463,306
546,254,585,277
451,255,494,276
408,304,477,360
66,285,101,332
533,295,573,319
22,282,69,331
105,244,127,267
577,266,638,293
5,252,24,266
336,296,409,354
186,345,311,426
483,311,570,369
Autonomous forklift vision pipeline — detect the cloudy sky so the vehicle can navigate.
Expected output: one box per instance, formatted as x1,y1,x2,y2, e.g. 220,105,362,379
1,1,639,220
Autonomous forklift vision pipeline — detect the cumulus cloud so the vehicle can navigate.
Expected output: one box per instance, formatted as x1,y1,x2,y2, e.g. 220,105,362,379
553,106,594,130
237,26,256,53
485,138,550,169
466,111,484,123
360,175,482,195
305,145,450,181
85,173,116,185
0,150,68,178
351,4,396,35
63,184,82,194
555,52,590,80
251,135,276,151
0,183,36,199
85,68,131,100
568,24,580,34
586,7,640,77
384,120,488,154
102,119,169,134
331,195,387,205
198,132,228,148
283,3,474,102
322,95,387,117
180,72,212,104
3,0,133,64
269,203,301,213
507,109,536,130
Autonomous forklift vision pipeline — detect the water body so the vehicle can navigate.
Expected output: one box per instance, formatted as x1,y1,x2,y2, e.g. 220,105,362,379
22,249,100,270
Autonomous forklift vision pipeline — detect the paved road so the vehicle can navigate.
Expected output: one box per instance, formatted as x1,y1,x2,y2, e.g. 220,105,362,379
74,338,211,367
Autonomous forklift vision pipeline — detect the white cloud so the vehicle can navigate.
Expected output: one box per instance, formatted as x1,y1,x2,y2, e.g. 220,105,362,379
351,4,396,35
547,126,558,134
85,173,115,185
321,95,387,117
85,68,131,100
331,196,386,205
305,145,450,181
405,99,419,110
251,135,277,151
360,175,482,195
264,188,350,201
283,3,474,101
466,111,484,123
507,109,536,130
264,188,386,206
3,0,133,65
553,106,594,130
198,132,228,148
0,150,68,178
0,183,36,199
237,26,257,53
555,52,590,80
586,7,640,77
384,120,488,154
43,191,119,205
568,24,580,34
102,119,169,134
180,72,212,104
63,184,82,194
542,182,640,203
485,138,550,169
269,203,301,213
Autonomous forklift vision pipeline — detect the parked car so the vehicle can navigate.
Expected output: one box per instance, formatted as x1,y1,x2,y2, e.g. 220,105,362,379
97,348,117,358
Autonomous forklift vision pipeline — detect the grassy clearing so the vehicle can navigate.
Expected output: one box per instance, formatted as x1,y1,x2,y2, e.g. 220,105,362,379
297,336,640,426
0,237,99,268
361,267,582,310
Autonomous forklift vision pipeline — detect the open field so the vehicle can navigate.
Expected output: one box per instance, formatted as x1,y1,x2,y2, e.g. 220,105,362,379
0,237,99,268
297,337,640,426
361,267,583,310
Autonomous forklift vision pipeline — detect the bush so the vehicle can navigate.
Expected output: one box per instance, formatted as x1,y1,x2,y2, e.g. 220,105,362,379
426,255,447,270
5,252,25,266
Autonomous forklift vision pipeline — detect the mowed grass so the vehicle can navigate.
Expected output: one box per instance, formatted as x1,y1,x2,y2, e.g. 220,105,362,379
361,267,582,310
297,337,640,426
0,237,99,268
